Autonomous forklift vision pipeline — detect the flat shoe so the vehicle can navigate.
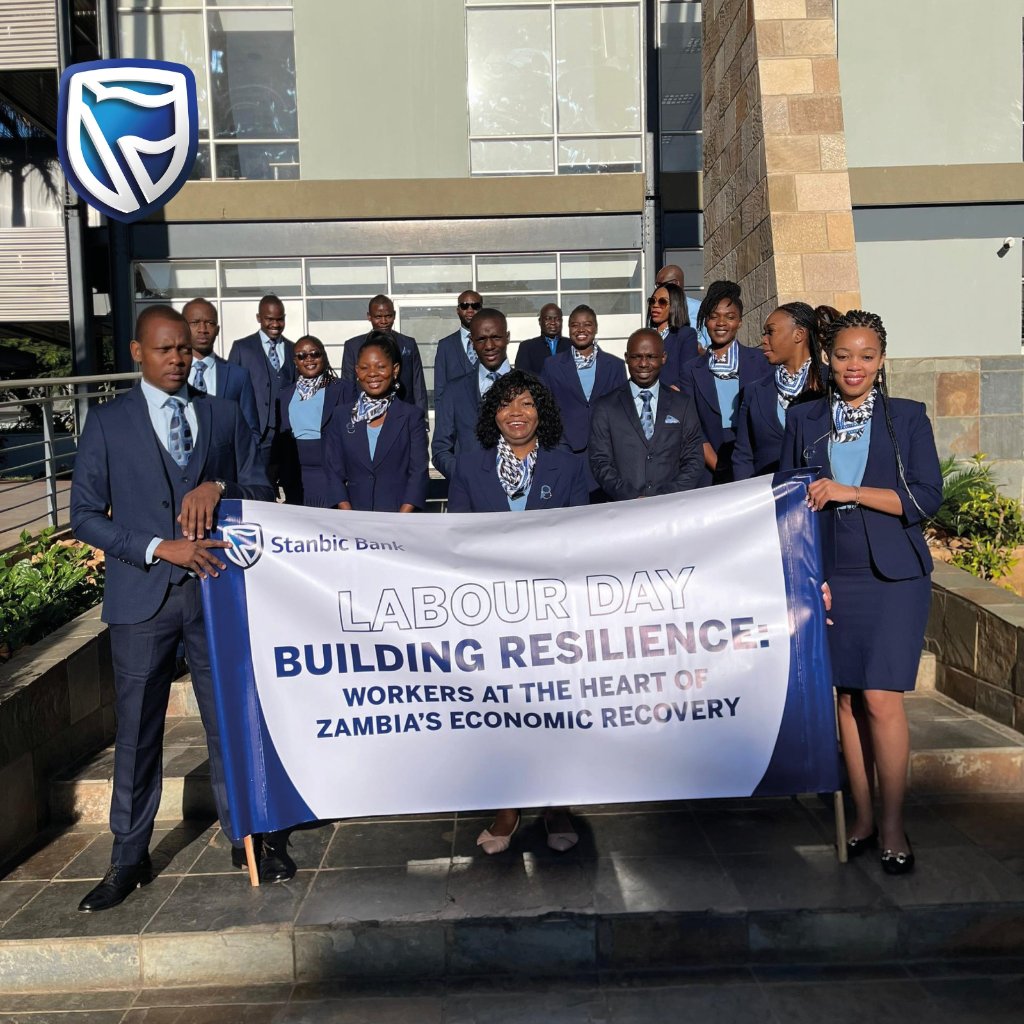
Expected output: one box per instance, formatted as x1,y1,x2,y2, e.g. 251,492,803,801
881,834,915,875
476,813,520,855
545,814,579,853
845,827,878,859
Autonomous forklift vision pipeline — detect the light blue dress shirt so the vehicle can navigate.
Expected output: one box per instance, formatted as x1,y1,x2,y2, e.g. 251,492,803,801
289,388,325,439
259,329,285,370
830,421,872,489
713,377,741,430
576,362,597,401
629,378,661,422
478,360,511,395
189,355,217,395
367,423,383,460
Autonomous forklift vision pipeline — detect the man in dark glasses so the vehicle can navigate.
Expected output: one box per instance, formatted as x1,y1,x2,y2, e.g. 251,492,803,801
433,289,484,404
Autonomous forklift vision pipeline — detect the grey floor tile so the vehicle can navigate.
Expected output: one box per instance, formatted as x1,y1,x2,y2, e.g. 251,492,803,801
131,984,293,1006
606,979,771,1023
578,810,712,860
445,856,596,918
762,978,934,1024
593,854,743,913
162,718,211,745
143,870,312,933
0,991,136,1012
910,976,1024,1024
0,876,179,939
324,818,454,869
0,879,46,926
283,821,337,872
188,827,242,875
296,864,450,925
161,745,210,776
3,1012,127,1023
932,801,1024,858
121,1006,282,1023
278,995,445,1023
446,987,607,1024
2,830,99,881
904,695,970,721
57,823,213,881
720,847,888,912
908,717,1023,750
693,803,828,856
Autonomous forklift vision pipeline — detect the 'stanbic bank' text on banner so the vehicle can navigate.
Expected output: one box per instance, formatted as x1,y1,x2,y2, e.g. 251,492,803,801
202,471,840,841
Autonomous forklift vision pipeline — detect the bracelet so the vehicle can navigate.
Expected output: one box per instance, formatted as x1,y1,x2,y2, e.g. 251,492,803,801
854,486,861,507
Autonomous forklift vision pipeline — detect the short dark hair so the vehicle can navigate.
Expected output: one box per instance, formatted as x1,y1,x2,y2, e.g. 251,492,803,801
258,293,284,311
357,330,402,367
135,304,187,339
470,307,507,332
475,370,563,451
569,304,597,322
367,294,394,311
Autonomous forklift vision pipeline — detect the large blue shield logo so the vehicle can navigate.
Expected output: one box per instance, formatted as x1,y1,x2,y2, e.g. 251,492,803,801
222,524,265,571
57,59,198,223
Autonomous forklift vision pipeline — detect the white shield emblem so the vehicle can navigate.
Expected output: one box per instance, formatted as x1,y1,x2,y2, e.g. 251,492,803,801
222,524,265,571
57,58,198,223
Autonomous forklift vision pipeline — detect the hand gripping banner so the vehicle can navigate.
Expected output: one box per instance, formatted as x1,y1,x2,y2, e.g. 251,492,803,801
202,471,839,842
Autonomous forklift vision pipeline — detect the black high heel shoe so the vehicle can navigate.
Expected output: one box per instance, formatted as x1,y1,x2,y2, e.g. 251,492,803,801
846,827,879,859
880,834,915,875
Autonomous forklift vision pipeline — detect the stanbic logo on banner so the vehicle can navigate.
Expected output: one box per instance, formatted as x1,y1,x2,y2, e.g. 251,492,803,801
222,524,265,570
57,59,198,223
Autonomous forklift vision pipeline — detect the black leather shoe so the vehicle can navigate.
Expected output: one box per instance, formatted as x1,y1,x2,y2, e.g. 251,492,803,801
78,856,153,912
260,830,296,883
881,834,915,875
231,835,262,870
846,827,879,859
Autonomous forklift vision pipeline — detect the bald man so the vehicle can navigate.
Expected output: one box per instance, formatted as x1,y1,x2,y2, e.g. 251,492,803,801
514,303,570,376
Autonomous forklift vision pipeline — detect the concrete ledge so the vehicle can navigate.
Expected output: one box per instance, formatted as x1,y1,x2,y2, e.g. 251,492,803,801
926,562,1024,736
0,607,114,865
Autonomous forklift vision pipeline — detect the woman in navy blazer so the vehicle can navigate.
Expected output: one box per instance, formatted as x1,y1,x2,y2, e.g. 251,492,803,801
686,280,771,486
277,335,352,507
448,371,587,855
781,310,942,875
647,282,700,389
733,302,832,480
323,332,428,513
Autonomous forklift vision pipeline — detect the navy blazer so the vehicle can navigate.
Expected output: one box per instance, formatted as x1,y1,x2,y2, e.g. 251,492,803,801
447,447,589,512
433,328,475,405
322,397,429,512
208,355,260,439
589,383,704,500
661,326,701,390
515,335,570,377
70,386,273,625
431,369,483,480
732,376,825,480
541,350,627,453
226,332,296,440
780,397,942,581
341,331,428,420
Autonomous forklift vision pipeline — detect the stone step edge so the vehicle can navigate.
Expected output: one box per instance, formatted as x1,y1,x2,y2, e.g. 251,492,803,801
2,902,1023,995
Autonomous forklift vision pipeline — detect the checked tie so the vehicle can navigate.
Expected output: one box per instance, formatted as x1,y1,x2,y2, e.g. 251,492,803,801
266,339,281,372
191,360,207,393
639,390,654,441
166,397,194,468
466,338,478,366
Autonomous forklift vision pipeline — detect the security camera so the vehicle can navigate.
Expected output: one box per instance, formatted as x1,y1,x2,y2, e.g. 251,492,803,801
1002,237,1015,249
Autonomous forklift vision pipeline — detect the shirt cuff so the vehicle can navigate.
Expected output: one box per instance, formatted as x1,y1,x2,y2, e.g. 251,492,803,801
146,537,163,564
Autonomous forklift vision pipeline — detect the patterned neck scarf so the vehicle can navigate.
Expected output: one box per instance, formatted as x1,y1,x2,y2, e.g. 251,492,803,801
707,341,739,380
775,359,810,408
831,388,877,443
296,374,325,401
350,389,394,425
496,436,538,499
573,343,599,371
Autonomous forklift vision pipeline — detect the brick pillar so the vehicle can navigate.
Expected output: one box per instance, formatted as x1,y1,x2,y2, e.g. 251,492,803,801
702,0,860,343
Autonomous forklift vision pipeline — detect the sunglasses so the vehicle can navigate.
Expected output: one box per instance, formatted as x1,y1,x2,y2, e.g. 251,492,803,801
648,297,670,307
295,351,323,361
458,301,483,311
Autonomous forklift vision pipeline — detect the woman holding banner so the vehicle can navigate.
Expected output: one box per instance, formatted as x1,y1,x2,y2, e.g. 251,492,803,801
732,302,831,480
448,370,588,853
323,332,429,512
781,310,942,875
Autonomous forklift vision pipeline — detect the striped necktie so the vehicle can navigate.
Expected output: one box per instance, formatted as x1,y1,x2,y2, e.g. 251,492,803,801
266,339,280,372
191,360,207,393
165,397,193,468
639,390,654,440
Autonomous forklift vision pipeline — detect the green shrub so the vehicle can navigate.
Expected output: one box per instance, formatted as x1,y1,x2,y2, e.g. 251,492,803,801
0,529,104,661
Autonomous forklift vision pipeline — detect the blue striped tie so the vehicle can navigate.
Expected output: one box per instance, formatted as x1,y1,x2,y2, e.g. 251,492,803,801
267,340,280,372
639,390,654,440
166,397,193,468
191,360,207,392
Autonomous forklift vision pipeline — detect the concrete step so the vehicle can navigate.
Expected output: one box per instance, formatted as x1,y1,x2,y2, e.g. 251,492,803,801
167,676,199,719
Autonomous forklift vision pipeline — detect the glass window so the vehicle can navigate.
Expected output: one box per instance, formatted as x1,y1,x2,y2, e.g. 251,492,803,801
392,257,473,296
215,143,299,181
560,252,641,291
470,139,555,176
134,261,217,300
219,259,302,298
219,298,306,349
659,0,702,172
477,255,556,293
558,136,642,174
306,259,388,298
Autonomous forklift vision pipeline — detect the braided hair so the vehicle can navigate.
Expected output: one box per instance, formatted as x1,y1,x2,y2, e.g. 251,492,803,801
696,280,743,337
774,301,828,393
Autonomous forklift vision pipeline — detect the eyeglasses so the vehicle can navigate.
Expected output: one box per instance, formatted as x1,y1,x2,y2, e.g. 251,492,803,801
295,351,323,361
648,298,670,307
458,301,483,311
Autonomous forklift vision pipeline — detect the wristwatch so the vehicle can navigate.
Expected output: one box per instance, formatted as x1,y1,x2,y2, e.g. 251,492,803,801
213,479,227,496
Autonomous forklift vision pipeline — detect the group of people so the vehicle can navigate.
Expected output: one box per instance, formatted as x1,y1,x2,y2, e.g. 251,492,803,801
68,262,941,913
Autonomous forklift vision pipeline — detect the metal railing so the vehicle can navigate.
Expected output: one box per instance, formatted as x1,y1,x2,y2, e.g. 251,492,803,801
0,372,139,550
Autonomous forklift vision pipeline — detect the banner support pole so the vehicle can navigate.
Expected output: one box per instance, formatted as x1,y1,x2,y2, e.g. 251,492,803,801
833,791,848,863
243,834,260,886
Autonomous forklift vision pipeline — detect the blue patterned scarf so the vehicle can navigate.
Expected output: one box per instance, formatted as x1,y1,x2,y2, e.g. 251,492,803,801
831,388,877,443
573,343,599,371
296,374,325,401
707,341,739,380
350,390,394,425
775,360,810,408
496,436,538,499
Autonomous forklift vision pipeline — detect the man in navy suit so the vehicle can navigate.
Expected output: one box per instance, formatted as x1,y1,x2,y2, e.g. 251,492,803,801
432,289,483,404
226,293,295,494
589,328,704,500
340,294,428,420
431,307,512,480
70,306,286,912
183,297,260,440
514,303,570,376
542,305,627,501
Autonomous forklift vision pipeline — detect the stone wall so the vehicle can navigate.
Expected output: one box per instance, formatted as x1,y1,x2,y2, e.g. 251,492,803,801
702,0,860,344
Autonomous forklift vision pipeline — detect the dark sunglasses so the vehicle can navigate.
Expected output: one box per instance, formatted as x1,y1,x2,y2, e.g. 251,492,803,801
648,297,670,307
295,351,323,361
458,301,483,311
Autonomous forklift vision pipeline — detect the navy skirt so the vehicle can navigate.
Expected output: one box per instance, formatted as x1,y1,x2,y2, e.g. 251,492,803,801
828,509,930,692
295,437,333,509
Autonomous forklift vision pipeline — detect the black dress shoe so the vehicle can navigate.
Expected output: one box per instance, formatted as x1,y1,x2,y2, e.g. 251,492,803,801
231,835,262,870
846,827,879,859
881,835,915,875
260,830,296,883
78,856,153,913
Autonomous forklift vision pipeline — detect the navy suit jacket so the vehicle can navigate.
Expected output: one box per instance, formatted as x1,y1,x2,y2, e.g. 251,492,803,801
322,397,429,511
541,350,627,453
431,370,484,480
278,377,354,439
661,326,701,390
733,376,825,480
341,331,428,420
589,383,704,500
209,355,260,439
433,329,474,405
70,385,274,625
780,397,942,580
515,335,570,377
226,332,295,440
447,447,589,512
